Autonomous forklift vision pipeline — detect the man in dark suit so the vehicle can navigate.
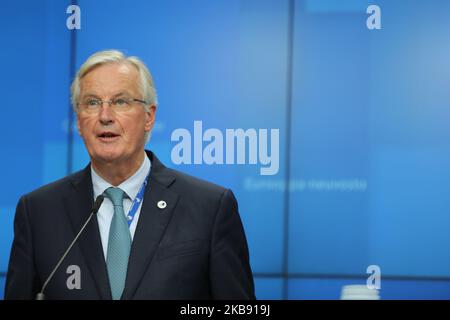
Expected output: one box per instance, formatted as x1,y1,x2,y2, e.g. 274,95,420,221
5,50,255,300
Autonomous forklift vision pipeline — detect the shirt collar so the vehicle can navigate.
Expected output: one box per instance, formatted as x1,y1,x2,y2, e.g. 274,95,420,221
91,155,151,201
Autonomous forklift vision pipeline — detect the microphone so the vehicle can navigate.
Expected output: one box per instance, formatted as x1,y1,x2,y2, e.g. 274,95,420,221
35,195,105,300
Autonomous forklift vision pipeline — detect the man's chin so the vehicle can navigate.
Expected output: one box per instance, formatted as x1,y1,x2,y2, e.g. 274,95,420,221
90,148,123,164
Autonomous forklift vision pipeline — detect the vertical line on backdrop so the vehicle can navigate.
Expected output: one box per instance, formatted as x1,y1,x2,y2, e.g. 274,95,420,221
67,0,78,174
282,0,295,300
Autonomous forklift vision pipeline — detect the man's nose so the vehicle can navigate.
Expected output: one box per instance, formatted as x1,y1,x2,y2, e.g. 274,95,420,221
98,102,114,124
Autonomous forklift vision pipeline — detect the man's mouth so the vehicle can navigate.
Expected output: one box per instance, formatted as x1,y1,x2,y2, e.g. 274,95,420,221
97,132,120,142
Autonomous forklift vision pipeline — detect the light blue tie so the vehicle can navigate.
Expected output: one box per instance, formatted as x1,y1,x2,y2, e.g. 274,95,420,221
104,187,131,300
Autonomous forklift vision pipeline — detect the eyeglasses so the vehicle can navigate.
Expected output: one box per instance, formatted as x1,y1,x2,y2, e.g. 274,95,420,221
78,97,148,113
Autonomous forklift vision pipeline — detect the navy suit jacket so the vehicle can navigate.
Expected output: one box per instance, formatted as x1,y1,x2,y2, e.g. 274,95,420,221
5,151,255,299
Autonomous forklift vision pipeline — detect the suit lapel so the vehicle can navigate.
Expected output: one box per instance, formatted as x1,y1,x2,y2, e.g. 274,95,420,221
65,166,112,300
121,152,179,300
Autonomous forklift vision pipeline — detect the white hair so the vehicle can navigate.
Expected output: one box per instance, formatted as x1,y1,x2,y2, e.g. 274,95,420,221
71,49,157,143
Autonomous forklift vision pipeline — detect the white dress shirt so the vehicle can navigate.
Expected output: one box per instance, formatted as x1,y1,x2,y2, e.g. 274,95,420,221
91,155,151,260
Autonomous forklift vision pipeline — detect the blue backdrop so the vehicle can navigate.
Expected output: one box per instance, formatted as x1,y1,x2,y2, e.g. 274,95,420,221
1,0,450,299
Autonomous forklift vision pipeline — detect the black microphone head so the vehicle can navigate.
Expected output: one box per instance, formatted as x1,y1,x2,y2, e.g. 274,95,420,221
92,195,105,214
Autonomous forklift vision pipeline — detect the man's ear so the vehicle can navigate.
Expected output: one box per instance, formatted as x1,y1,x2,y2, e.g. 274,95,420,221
144,105,157,132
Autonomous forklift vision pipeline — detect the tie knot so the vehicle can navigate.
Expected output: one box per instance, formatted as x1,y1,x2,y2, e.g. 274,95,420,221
104,187,126,207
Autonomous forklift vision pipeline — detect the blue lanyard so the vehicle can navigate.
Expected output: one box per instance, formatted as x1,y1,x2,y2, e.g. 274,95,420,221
126,172,150,227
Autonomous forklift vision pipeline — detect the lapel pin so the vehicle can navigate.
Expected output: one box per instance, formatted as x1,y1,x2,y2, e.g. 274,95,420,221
157,200,167,209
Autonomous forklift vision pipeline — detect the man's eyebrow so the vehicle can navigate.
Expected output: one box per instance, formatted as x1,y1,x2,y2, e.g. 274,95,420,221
81,91,133,99
111,91,133,98
81,93,101,99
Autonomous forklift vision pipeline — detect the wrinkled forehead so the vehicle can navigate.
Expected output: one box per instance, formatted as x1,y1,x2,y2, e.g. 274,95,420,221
79,62,141,97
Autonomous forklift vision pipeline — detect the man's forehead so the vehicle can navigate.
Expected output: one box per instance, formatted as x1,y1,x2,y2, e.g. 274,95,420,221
83,62,138,80
80,62,140,93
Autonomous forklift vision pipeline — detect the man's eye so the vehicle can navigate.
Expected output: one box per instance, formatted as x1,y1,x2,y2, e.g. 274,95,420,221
113,98,129,107
86,99,100,106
